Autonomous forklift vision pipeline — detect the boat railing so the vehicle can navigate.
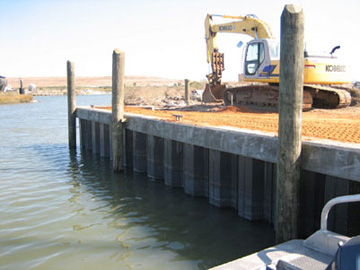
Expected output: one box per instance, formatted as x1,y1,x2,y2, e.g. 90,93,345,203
321,194,360,231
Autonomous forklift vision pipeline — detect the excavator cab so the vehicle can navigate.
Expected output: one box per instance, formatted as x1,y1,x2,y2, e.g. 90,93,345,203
244,41,267,76
243,39,280,83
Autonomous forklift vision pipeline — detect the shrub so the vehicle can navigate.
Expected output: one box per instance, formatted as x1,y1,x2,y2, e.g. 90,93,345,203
0,93,33,104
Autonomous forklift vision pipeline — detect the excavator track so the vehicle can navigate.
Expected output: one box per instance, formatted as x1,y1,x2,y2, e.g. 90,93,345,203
222,84,351,110
223,85,313,111
304,84,352,109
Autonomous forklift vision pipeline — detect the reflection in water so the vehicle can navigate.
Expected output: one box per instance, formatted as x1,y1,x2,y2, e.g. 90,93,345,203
0,96,275,270
65,144,275,269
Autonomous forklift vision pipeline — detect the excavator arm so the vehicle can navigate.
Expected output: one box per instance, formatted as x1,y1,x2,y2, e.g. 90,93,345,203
205,14,273,85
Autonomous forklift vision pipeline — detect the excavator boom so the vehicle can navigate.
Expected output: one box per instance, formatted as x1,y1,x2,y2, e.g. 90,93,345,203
204,14,274,103
205,14,273,65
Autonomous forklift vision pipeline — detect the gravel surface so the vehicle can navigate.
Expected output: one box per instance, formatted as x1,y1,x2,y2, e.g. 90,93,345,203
97,104,360,144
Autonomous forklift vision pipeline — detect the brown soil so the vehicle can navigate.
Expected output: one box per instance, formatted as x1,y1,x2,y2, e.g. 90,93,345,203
97,105,360,144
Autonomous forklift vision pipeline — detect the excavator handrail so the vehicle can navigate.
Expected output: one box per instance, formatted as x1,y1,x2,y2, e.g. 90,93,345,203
210,14,260,20
210,14,246,20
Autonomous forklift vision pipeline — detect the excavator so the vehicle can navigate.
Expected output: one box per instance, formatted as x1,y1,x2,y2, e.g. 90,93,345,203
203,14,352,110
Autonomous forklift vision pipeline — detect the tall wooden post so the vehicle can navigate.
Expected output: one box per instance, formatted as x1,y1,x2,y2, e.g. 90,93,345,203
185,79,190,104
276,4,304,243
112,49,125,171
67,60,76,149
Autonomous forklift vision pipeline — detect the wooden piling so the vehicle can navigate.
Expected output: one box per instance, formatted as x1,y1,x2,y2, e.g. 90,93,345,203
276,5,304,243
185,79,190,104
111,49,125,171
67,60,76,148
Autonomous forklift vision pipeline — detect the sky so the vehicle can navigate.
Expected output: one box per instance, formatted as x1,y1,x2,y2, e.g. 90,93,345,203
0,0,359,82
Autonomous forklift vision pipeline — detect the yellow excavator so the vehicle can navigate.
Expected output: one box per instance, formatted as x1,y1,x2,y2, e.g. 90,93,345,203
203,14,352,110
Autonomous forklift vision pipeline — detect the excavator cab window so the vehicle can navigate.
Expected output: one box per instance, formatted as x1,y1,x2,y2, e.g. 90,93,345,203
245,42,265,75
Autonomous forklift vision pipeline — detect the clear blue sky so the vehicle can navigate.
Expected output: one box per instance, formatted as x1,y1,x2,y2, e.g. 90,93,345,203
0,0,359,81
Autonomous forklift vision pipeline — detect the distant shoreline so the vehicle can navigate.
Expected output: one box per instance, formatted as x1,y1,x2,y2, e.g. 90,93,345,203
5,76,185,88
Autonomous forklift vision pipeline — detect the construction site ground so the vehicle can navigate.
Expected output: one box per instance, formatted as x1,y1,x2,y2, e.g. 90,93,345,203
98,105,360,145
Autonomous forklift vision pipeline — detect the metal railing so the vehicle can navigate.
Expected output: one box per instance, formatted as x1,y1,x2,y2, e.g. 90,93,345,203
321,194,360,231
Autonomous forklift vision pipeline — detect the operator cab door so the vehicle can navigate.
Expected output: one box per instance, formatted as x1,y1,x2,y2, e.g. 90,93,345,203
243,39,271,80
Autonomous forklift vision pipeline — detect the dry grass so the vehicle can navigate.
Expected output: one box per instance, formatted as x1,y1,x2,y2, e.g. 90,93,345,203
0,93,33,105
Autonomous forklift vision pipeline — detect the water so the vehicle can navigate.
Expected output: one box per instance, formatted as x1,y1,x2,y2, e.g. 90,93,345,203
0,95,275,269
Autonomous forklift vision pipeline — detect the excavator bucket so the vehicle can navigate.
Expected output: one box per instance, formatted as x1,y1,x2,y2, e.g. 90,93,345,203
202,84,227,103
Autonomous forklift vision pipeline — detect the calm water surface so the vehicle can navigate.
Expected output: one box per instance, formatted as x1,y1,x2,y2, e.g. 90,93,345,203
0,95,275,269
